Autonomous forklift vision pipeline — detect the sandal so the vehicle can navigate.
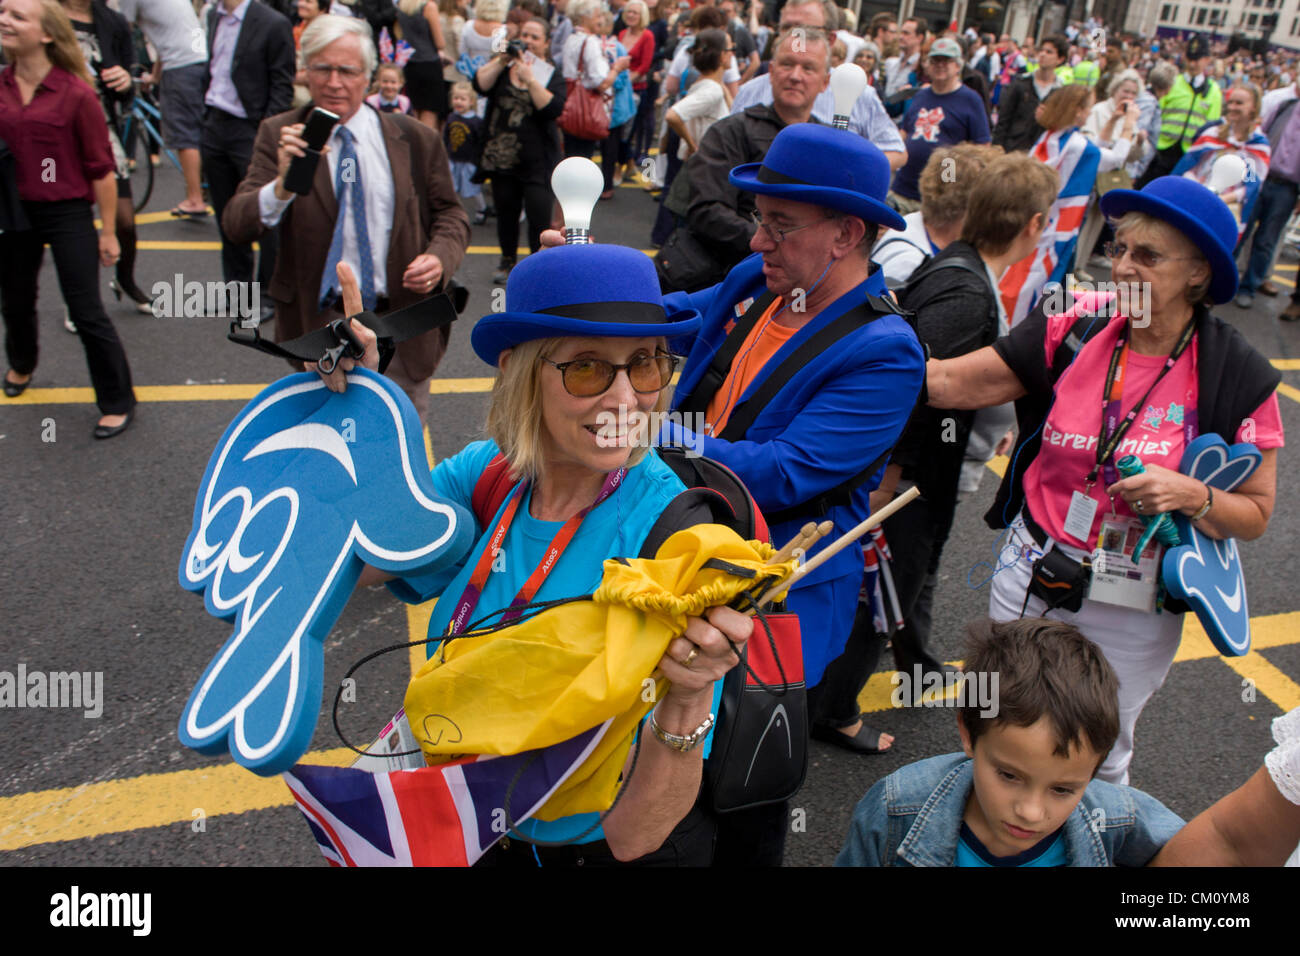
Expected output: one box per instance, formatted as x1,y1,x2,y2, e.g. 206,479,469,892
170,205,210,219
811,719,894,754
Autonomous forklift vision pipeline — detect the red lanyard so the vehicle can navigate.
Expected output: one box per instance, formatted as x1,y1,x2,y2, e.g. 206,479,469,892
446,468,626,636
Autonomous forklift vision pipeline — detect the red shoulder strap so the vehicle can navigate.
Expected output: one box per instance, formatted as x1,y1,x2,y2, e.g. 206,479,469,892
470,453,516,527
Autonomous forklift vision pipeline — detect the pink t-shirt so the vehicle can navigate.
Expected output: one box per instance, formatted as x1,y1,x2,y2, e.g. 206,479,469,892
1023,312,1285,549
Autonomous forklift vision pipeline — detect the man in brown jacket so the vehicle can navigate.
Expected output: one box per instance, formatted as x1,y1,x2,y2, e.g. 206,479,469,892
223,15,470,422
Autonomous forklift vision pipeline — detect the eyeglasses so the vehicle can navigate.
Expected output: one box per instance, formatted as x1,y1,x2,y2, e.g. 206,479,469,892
749,210,836,244
1103,241,1201,268
543,349,678,397
307,63,367,79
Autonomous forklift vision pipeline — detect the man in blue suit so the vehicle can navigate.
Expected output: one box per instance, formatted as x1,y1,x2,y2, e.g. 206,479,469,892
660,123,926,862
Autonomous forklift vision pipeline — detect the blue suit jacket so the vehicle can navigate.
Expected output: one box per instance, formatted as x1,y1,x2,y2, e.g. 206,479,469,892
662,253,925,678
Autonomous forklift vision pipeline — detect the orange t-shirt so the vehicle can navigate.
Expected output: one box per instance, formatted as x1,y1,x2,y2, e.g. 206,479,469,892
705,298,797,435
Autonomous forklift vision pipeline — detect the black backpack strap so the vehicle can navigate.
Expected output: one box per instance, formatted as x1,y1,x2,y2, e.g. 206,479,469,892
675,291,777,416
721,295,909,523
718,295,905,442
228,290,465,374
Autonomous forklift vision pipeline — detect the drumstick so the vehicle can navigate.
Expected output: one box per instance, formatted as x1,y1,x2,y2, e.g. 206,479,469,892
767,522,816,565
752,487,921,608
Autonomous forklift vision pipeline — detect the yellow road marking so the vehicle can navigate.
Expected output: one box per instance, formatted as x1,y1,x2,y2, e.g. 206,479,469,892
860,611,1300,717
1,377,496,406
1272,359,1300,370
1223,654,1300,713
1271,275,1296,289
0,747,351,852
1,610,1296,850
1274,263,1298,272
1278,382,1300,405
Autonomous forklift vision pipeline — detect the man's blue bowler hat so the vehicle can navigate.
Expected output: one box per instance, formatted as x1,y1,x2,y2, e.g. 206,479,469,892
1099,175,1239,304
729,123,906,232
470,244,701,365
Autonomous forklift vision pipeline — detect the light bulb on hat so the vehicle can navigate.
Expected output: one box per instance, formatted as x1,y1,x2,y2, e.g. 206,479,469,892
829,63,867,130
551,157,605,244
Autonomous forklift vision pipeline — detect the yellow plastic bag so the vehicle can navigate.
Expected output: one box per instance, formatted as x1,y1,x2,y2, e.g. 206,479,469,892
403,525,795,819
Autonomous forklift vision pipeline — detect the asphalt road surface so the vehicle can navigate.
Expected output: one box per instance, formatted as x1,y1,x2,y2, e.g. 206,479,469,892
2,162,1298,868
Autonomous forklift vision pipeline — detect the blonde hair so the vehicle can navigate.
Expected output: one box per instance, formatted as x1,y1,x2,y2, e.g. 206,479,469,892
38,0,94,86
919,143,1003,231
623,0,650,28
485,336,672,483
474,0,510,23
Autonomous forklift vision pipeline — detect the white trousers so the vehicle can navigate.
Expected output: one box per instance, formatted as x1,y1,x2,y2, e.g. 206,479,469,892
988,515,1184,785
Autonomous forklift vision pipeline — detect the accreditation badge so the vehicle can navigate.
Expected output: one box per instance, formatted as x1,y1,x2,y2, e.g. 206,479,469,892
1087,517,1162,613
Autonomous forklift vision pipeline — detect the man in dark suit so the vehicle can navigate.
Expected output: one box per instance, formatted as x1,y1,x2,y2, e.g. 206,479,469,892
223,15,470,423
202,0,295,294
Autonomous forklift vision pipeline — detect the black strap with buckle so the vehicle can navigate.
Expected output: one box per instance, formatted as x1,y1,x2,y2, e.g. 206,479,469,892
228,281,468,375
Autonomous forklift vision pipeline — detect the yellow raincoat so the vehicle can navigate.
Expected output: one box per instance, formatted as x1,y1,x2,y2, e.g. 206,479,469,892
403,525,796,820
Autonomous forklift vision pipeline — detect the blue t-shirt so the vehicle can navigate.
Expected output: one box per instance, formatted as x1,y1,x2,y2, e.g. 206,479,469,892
893,84,992,200
389,439,723,846
955,822,1067,867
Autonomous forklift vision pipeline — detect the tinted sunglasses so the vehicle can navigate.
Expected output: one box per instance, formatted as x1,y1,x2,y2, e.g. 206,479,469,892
543,349,678,397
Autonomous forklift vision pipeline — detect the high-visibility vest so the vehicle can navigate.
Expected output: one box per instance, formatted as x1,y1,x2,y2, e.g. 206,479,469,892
1157,74,1223,151
1073,60,1099,86
1025,62,1074,86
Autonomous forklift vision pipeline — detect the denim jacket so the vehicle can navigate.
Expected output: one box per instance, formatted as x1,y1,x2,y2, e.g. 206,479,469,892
835,753,1185,867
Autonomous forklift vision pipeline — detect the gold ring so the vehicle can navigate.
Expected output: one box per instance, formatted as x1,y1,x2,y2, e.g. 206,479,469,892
681,646,699,668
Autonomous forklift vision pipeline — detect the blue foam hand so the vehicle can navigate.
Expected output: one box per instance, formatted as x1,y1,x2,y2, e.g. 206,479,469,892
178,370,474,775
1160,434,1262,656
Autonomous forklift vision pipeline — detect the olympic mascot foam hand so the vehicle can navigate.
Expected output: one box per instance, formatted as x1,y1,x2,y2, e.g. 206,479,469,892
1161,434,1263,656
178,368,474,775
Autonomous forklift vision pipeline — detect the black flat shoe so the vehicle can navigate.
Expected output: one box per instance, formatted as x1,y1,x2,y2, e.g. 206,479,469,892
3,372,29,397
93,410,133,440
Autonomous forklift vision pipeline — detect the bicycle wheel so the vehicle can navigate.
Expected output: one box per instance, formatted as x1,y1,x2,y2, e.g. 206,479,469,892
123,117,155,213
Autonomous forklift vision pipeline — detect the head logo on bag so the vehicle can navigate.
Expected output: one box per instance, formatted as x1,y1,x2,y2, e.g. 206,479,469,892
179,370,473,775
1161,433,1263,657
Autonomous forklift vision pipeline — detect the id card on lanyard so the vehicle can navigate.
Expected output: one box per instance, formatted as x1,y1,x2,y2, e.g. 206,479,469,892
1070,319,1195,610
445,468,626,639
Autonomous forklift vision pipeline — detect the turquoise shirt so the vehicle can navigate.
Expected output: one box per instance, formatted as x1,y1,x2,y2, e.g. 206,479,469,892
955,822,1068,867
389,439,723,846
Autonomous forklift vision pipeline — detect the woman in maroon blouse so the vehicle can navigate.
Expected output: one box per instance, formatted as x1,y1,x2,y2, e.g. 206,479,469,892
0,0,136,438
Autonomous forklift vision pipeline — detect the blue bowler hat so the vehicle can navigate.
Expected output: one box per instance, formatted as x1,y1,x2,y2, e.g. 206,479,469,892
471,244,701,366
729,123,906,232
1099,176,1239,304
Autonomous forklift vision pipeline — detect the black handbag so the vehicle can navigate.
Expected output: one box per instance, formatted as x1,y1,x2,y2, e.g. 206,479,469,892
0,135,31,233
654,225,726,293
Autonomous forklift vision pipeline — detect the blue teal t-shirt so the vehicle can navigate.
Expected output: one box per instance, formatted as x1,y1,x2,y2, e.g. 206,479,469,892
955,822,1067,867
388,440,723,846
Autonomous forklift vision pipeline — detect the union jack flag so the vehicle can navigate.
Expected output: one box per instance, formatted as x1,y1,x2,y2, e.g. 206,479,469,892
999,127,1101,325
1172,123,1271,238
283,720,612,866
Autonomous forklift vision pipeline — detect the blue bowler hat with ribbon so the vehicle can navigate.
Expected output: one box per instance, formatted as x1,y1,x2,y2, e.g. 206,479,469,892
728,123,906,232
471,244,702,365
1099,175,1240,304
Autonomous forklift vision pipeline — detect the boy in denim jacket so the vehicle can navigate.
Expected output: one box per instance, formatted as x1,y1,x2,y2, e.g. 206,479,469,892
836,618,1184,866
